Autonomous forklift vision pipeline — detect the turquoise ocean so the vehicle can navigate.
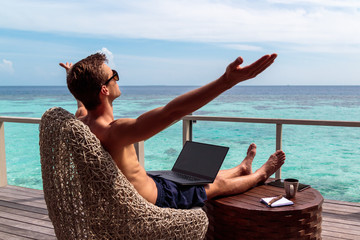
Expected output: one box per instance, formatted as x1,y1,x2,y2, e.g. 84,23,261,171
0,86,359,202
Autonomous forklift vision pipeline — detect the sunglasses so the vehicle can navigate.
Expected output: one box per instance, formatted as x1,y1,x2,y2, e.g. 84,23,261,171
103,70,119,85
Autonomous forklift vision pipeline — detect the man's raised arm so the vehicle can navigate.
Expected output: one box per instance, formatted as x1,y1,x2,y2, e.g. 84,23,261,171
59,62,88,118
113,54,277,145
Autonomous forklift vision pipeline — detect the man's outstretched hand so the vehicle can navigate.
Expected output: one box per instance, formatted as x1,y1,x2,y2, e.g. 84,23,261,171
223,54,277,88
59,62,73,74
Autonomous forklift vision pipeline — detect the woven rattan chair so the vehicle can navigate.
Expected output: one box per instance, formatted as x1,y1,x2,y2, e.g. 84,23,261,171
39,107,208,240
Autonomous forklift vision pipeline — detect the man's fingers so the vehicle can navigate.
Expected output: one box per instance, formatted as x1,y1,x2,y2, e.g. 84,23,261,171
234,56,244,66
228,56,244,71
224,53,277,85
244,54,277,77
59,62,69,69
257,56,276,73
253,54,277,73
250,54,276,69
59,62,73,70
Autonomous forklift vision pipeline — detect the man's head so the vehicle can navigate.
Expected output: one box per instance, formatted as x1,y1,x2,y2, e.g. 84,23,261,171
67,53,116,110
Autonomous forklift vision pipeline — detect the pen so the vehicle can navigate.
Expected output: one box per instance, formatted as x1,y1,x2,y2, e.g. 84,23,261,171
268,195,283,206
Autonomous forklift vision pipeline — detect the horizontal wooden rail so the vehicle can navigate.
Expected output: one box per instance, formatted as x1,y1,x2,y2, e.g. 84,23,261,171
182,115,360,127
0,116,41,124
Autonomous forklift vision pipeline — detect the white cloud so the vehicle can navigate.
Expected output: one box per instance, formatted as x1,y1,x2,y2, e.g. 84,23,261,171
1,0,360,52
99,47,116,68
0,59,14,73
268,0,360,8
222,44,263,51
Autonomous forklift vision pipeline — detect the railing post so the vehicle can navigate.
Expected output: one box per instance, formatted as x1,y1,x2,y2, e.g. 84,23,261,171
183,117,193,145
134,141,145,167
275,123,283,179
0,121,7,187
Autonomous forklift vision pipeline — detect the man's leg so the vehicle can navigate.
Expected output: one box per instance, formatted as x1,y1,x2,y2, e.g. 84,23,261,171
205,150,285,199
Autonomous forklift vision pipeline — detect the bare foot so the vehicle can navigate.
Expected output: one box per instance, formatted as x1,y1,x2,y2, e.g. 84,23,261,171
239,143,256,175
217,143,257,179
256,150,285,182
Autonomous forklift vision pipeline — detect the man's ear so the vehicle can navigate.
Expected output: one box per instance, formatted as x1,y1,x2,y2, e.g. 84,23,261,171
100,85,110,96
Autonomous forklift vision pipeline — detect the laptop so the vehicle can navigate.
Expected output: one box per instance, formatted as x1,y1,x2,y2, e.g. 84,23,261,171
147,141,229,185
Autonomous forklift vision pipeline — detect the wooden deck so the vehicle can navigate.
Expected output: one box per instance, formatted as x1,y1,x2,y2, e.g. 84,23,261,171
0,185,359,240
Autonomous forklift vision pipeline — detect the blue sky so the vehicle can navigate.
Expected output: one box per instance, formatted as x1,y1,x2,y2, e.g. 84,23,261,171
0,0,359,86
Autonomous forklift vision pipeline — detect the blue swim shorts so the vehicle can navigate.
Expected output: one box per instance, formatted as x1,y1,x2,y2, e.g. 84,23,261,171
148,174,207,209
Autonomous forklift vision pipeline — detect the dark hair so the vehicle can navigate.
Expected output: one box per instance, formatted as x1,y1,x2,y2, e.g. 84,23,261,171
67,53,108,110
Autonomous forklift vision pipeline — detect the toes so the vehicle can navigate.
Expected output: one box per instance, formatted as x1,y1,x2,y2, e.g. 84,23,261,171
275,150,286,160
270,151,286,167
247,143,257,156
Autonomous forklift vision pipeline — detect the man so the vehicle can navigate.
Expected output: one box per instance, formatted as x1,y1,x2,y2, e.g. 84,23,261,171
60,53,285,209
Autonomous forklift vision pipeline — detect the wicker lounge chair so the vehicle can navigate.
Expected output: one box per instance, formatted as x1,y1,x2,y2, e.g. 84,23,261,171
39,107,208,240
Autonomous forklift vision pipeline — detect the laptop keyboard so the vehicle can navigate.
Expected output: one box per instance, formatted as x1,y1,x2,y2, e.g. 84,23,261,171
164,171,202,181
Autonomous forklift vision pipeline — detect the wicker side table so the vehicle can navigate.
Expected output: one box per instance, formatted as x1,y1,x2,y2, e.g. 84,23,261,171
203,180,323,240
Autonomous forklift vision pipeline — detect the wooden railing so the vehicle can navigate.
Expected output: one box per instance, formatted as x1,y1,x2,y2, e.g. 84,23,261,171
0,117,41,187
1,115,360,187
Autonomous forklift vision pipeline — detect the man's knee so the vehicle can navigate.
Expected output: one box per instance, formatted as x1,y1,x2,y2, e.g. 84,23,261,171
213,175,229,192
215,175,227,186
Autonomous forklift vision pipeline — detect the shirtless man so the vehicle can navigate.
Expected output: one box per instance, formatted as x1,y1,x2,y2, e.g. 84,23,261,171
60,53,285,209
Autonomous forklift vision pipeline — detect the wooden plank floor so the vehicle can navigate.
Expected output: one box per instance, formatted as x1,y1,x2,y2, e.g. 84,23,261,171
0,185,55,240
0,185,359,240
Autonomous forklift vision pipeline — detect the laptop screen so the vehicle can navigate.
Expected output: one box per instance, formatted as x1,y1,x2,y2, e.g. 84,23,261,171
172,141,229,180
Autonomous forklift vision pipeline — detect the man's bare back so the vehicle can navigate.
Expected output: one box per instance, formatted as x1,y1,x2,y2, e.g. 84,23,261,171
79,114,158,203
62,53,285,208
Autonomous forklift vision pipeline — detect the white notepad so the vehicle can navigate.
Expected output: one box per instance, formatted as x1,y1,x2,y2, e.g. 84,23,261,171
260,196,294,208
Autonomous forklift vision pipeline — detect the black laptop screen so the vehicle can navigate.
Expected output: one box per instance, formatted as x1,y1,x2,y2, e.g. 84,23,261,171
172,141,229,180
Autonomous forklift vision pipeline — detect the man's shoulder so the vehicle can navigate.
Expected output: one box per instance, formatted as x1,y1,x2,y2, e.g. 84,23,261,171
107,118,136,138
110,117,136,127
